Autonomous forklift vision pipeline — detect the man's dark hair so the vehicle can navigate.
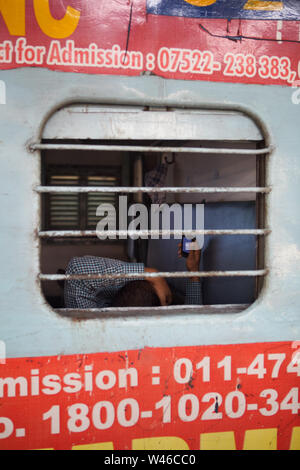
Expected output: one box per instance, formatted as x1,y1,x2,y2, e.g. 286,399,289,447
111,280,161,307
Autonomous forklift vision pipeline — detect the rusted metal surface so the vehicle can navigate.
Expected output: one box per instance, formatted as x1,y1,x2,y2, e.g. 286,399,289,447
39,269,268,281
36,185,271,194
42,106,264,142
30,142,272,155
57,304,251,320
38,228,270,238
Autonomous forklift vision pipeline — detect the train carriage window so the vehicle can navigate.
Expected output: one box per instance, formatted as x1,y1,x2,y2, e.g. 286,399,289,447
34,105,270,314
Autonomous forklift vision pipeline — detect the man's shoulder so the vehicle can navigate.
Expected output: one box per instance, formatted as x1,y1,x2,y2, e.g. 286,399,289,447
66,256,106,273
65,256,128,274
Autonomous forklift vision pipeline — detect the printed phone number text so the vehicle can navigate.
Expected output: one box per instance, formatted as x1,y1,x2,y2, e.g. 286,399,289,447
0,386,296,438
150,48,299,83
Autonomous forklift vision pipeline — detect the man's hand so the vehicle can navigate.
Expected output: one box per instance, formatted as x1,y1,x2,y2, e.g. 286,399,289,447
178,242,202,282
144,267,173,306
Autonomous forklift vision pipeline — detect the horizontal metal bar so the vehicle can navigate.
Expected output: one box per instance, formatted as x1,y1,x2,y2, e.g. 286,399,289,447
58,304,250,315
36,185,271,194
39,229,270,238
30,143,272,155
55,304,250,320
39,269,268,281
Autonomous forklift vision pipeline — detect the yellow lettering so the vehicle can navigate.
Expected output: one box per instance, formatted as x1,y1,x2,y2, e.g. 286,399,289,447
184,0,217,6
200,431,236,450
185,0,283,10
244,1,283,11
72,442,114,450
289,427,300,450
33,0,80,39
0,0,25,36
132,437,190,450
243,428,277,450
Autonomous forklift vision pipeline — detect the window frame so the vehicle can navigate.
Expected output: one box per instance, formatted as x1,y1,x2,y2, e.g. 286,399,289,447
35,105,272,315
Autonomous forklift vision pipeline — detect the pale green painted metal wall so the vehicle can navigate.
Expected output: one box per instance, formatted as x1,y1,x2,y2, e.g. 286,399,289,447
0,68,299,358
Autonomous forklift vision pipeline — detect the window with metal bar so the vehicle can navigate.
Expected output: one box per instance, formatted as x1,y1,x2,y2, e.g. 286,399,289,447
35,106,271,314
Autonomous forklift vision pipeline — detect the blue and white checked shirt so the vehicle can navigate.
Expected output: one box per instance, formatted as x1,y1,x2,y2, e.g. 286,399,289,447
64,256,144,309
64,256,202,308
185,278,203,306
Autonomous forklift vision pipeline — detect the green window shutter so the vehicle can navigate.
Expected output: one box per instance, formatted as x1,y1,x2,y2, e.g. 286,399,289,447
49,174,80,229
87,175,118,229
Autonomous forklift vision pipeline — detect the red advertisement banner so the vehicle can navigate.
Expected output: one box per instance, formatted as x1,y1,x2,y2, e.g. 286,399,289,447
0,0,300,86
0,341,299,450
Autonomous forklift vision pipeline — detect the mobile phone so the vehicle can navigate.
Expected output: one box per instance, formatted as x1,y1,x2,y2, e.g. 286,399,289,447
181,236,196,258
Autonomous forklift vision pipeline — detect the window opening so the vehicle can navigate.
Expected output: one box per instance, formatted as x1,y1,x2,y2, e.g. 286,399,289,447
34,107,271,314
